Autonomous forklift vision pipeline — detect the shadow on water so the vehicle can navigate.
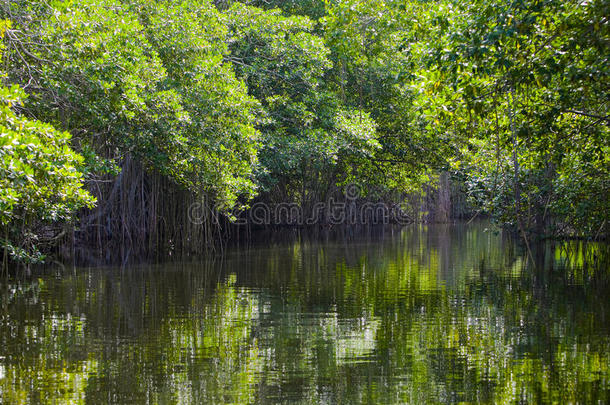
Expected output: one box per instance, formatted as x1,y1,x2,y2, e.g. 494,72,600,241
0,222,609,404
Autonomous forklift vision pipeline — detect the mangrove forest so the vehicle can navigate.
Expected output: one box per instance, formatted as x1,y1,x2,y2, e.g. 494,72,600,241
0,0,609,403
0,0,607,266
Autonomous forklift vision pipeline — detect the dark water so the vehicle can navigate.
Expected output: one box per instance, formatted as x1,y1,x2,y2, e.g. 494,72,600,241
1,223,609,404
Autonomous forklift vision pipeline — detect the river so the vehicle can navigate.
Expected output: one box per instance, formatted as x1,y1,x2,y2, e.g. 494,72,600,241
1,222,608,403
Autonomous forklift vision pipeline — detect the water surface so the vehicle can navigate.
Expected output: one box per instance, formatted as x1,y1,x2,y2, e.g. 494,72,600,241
1,223,609,404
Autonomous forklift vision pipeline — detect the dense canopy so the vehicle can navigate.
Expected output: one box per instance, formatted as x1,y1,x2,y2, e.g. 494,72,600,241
0,0,608,265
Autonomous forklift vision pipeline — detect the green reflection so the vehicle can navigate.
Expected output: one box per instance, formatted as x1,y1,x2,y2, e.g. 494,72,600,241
1,223,609,404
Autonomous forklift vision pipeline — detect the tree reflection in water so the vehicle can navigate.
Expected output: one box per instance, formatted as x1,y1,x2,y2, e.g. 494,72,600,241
1,223,609,404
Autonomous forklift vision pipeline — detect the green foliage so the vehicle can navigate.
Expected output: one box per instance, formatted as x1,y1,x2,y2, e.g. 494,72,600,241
317,0,608,236
226,3,378,203
433,0,610,237
0,21,94,264
5,0,260,209
1,0,607,266
133,0,261,207
320,0,450,194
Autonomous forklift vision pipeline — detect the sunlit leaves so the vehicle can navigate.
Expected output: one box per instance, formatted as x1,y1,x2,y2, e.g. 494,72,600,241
0,81,95,263
226,3,377,201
